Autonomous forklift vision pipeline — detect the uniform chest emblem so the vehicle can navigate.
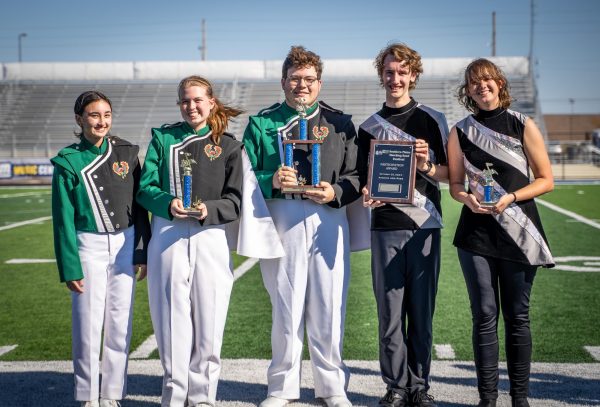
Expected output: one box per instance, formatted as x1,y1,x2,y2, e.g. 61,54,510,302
204,144,222,161
112,161,129,179
313,126,329,141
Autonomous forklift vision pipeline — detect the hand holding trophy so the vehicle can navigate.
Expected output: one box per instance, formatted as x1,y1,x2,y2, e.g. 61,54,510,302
180,151,204,216
280,97,324,194
479,162,498,207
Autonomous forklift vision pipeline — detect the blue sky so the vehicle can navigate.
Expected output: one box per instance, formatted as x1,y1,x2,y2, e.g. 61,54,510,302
1,0,598,114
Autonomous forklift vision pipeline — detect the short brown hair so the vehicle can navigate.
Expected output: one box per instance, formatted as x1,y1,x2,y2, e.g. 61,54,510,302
457,58,512,113
374,43,423,90
281,45,323,80
177,75,243,144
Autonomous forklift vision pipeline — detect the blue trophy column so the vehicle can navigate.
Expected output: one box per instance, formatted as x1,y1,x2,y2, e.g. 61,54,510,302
183,172,192,208
312,144,320,185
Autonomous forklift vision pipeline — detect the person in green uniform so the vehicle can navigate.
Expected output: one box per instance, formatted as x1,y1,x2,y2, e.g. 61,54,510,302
136,75,243,407
51,90,150,407
243,46,361,407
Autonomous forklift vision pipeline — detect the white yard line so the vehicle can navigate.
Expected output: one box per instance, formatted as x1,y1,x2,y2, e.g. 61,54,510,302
6,259,55,264
0,345,18,357
584,346,600,361
129,258,259,359
234,258,259,281
129,335,157,359
536,198,600,229
434,344,456,360
0,216,52,232
0,192,51,199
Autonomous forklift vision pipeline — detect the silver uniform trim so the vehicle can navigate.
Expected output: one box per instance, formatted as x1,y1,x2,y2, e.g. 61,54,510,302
391,189,443,229
360,113,437,164
417,103,449,154
276,106,321,201
81,142,114,233
360,113,443,229
464,159,553,266
169,132,212,197
457,115,528,177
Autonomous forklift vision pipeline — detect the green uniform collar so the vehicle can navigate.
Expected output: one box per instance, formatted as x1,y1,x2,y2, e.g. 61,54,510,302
182,122,212,137
79,136,108,155
281,100,319,119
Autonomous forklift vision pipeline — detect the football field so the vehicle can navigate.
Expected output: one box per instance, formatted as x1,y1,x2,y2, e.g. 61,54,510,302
0,185,599,406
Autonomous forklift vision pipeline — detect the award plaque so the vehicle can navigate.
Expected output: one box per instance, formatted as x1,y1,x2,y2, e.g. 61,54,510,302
479,162,498,207
281,97,325,194
180,151,203,216
367,140,416,204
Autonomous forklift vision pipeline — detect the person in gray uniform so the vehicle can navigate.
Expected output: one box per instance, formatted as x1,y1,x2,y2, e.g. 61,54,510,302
51,90,150,407
357,43,449,407
448,58,554,407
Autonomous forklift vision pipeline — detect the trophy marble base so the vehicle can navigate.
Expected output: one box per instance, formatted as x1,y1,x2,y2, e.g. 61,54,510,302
479,201,498,208
184,208,203,217
282,185,326,194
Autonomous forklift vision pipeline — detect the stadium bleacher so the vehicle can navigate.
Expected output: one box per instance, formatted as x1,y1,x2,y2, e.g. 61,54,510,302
0,57,542,159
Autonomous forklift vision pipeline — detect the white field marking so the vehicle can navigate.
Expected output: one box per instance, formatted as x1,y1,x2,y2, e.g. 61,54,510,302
584,346,600,361
434,344,456,360
553,256,600,273
6,259,55,264
0,216,52,232
233,257,259,281
129,335,157,359
536,199,600,229
0,191,51,199
129,258,259,359
0,345,18,357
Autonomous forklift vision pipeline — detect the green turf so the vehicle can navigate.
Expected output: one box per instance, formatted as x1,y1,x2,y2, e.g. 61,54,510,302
0,185,599,362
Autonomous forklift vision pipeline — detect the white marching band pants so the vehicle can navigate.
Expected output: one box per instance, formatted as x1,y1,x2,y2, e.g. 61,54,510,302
148,216,233,407
260,199,351,399
72,226,136,401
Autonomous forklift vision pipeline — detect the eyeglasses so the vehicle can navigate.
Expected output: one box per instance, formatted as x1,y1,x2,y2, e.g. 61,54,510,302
287,76,319,87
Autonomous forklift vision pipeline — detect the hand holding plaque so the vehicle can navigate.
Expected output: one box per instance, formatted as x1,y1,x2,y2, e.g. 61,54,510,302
366,140,417,204
281,97,325,194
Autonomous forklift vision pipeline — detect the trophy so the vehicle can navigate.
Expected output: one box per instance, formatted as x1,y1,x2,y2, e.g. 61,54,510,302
180,151,203,216
281,97,324,194
479,162,498,207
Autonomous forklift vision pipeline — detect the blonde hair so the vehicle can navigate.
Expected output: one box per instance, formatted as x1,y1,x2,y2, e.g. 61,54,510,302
457,58,512,113
177,75,243,144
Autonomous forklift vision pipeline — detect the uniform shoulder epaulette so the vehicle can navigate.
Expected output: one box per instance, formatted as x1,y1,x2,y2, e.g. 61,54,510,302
108,136,134,147
161,121,185,129
56,142,82,157
257,103,281,116
221,132,238,141
319,101,343,114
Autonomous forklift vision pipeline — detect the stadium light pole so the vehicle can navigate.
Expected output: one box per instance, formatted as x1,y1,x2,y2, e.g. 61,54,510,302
18,33,27,63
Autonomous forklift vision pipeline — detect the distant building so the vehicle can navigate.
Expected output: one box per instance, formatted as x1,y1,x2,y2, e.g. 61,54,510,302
544,114,600,141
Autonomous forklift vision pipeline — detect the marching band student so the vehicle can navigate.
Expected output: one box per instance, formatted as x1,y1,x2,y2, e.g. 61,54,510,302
447,58,554,407
243,45,361,407
136,75,243,407
51,90,150,407
357,43,448,407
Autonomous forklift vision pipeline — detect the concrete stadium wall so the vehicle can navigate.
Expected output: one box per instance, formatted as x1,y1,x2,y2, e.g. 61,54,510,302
1,56,529,81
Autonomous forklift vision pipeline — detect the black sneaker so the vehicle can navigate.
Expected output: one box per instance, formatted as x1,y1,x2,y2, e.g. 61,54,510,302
411,390,436,407
378,389,409,407
511,398,529,407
